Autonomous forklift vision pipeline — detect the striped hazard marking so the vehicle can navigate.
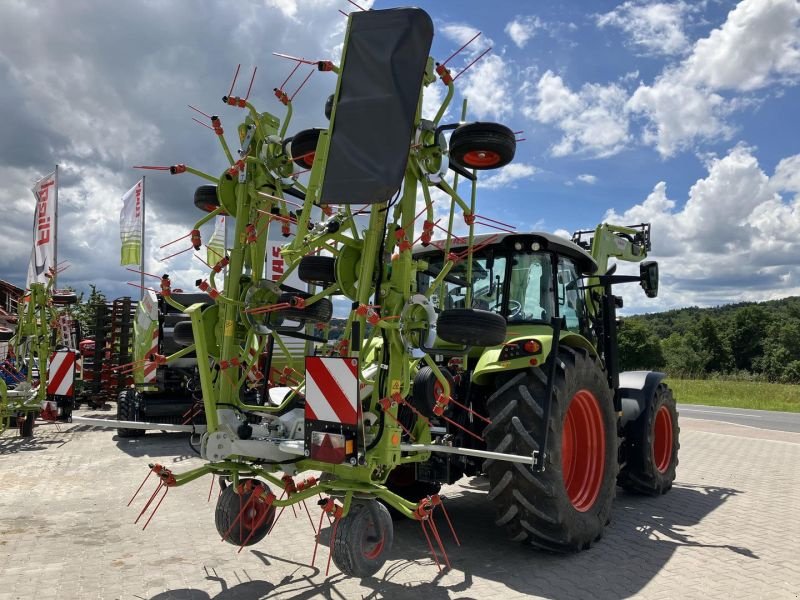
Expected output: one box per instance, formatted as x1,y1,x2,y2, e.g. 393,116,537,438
305,357,358,425
47,350,76,397
143,328,159,383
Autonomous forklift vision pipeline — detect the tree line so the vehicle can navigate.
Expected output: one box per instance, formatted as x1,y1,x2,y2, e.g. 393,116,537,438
618,296,800,382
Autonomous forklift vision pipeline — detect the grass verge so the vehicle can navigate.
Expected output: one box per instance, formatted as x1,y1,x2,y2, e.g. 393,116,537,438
666,378,800,413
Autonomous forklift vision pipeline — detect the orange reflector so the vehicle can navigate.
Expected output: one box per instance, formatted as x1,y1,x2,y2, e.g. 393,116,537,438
391,432,400,446
524,340,542,354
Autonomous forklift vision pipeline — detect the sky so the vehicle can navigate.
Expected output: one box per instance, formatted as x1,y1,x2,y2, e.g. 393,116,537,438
0,0,798,315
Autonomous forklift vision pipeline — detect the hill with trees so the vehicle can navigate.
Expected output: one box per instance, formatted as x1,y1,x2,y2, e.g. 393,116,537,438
619,296,800,383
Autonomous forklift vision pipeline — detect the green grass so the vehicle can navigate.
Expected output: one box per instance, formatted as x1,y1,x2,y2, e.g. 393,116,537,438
666,378,800,413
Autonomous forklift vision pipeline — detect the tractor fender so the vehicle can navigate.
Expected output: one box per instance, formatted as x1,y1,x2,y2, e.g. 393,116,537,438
618,370,667,427
471,332,596,385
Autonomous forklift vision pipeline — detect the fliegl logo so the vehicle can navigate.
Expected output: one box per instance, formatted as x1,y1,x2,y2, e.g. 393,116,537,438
36,179,54,247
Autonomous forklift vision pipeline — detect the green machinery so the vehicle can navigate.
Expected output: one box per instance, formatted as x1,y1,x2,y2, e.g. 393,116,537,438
1,279,79,436
128,7,678,577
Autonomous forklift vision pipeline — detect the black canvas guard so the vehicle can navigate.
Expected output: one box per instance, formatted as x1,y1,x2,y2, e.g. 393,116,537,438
321,8,434,205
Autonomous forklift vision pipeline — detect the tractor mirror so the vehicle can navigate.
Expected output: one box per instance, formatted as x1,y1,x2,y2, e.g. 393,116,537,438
640,261,659,298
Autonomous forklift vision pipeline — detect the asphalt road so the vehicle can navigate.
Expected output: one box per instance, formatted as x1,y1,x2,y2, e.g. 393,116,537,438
678,403,800,434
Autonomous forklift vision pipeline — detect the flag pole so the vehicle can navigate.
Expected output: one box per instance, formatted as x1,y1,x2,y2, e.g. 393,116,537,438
53,164,59,289
140,176,145,300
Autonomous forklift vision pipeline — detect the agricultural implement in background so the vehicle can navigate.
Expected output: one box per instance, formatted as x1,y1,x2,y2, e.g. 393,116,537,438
118,6,678,577
1,274,81,436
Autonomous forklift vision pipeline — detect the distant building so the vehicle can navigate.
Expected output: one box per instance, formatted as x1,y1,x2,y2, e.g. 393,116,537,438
0,280,23,358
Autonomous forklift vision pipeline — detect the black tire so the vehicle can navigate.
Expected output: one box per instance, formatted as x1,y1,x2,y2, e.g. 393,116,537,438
331,501,393,578
289,128,323,168
324,94,334,120
19,412,35,437
618,383,679,496
298,255,336,287
116,389,145,438
215,479,275,546
172,321,194,347
412,366,455,418
449,122,516,170
272,293,333,325
194,185,220,213
483,347,618,552
437,309,506,347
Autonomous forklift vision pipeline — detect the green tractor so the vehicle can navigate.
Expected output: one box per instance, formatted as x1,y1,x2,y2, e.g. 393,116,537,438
125,6,677,577
409,224,678,550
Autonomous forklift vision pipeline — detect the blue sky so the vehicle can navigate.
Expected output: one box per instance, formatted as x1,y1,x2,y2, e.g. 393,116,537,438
0,0,798,314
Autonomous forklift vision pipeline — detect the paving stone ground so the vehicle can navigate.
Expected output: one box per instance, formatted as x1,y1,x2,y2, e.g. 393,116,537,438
1,411,798,600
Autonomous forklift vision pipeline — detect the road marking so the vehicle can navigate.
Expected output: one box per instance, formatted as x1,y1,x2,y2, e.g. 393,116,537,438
679,408,762,418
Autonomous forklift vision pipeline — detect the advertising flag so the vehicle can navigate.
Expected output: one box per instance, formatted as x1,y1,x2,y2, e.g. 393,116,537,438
207,215,226,265
120,179,143,266
26,171,57,287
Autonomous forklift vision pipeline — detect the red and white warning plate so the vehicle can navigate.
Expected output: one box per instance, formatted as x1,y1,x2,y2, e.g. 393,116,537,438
304,356,359,425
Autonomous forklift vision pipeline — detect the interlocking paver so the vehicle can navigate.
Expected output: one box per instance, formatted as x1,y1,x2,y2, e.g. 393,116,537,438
1,413,799,599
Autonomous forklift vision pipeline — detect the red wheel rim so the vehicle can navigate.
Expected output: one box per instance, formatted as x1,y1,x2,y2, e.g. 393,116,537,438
561,390,606,512
302,152,315,168
462,150,501,167
361,517,386,560
653,405,673,473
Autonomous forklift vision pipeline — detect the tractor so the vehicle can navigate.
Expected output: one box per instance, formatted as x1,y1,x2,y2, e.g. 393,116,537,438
123,6,677,577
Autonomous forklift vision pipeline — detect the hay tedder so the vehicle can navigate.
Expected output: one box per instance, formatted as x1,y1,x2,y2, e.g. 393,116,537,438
1,275,80,436
123,7,678,577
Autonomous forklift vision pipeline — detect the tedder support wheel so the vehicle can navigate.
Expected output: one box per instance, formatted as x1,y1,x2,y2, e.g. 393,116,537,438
618,383,679,496
194,185,220,213
298,255,337,287
483,346,618,552
215,479,275,546
331,501,393,578
289,128,323,168
116,389,145,438
437,308,506,347
19,412,35,437
449,122,516,170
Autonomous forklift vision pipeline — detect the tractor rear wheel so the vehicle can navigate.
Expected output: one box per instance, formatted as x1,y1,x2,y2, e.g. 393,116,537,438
483,346,618,552
215,479,275,546
116,389,145,438
618,383,679,496
331,501,393,578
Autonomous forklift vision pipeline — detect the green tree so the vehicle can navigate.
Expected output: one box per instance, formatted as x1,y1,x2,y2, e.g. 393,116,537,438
726,306,769,371
618,319,666,371
662,332,706,376
73,285,107,336
692,316,731,373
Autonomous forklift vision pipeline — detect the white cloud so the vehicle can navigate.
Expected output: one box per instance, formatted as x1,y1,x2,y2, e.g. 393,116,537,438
439,23,494,56
597,1,690,56
577,174,597,184
460,54,512,120
530,71,630,157
478,163,538,189
605,145,800,311
505,16,543,49
627,0,800,156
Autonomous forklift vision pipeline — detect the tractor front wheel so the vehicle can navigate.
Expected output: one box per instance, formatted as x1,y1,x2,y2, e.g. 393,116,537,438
618,383,679,495
116,389,145,438
331,501,393,578
483,347,618,551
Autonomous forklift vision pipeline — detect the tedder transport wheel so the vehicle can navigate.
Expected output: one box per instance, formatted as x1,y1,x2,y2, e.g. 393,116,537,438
194,185,220,213
437,309,506,347
116,389,145,438
215,479,276,546
289,128,323,168
272,292,333,325
449,122,516,170
483,346,618,552
331,501,393,578
298,255,337,287
618,383,679,496
19,412,35,437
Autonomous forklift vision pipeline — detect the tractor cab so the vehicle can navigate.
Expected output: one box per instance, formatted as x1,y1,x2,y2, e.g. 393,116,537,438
416,232,597,339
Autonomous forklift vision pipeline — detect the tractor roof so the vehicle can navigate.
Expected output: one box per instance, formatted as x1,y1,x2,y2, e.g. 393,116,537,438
413,232,598,275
